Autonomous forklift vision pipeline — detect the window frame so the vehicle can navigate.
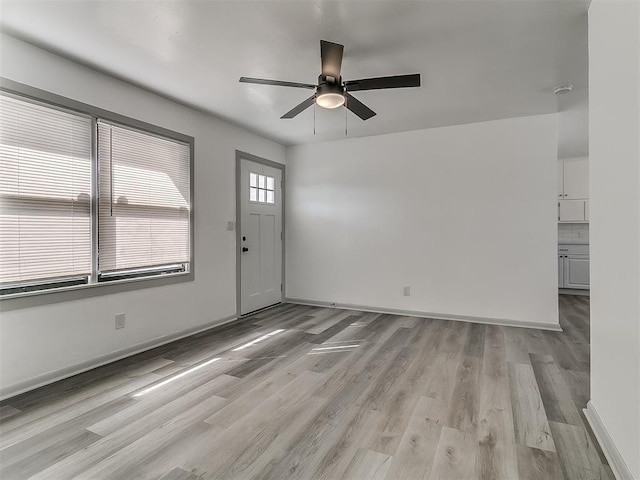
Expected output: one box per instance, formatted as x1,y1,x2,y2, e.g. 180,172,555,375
0,78,195,309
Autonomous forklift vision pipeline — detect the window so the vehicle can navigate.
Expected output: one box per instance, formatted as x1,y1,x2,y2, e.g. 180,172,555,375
0,91,193,297
97,122,190,279
249,172,275,204
0,94,92,293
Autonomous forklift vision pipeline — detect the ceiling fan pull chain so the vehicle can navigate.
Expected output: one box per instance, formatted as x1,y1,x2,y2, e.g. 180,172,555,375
345,96,348,136
313,102,316,135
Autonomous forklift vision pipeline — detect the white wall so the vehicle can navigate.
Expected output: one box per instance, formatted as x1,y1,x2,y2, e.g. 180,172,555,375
286,114,559,328
557,87,589,159
0,35,286,398
589,1,640,477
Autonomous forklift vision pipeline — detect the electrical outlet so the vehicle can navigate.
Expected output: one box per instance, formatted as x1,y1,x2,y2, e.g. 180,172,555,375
115,313,126,329
403,286,411,296
227,221,235,231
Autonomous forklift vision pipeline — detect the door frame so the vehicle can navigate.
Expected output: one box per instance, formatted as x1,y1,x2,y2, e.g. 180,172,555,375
235,150,286,317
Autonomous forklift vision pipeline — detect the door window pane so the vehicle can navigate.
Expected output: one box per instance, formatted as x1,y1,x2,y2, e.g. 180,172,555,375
249,187,257,202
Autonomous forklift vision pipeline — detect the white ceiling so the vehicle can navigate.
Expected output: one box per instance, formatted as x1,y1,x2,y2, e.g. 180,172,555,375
0,1,589,146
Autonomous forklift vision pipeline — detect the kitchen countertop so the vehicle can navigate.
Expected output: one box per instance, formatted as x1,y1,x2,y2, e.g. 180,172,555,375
558,239,589,245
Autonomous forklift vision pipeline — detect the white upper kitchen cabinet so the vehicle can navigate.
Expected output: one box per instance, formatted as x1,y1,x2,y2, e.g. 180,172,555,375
557,163,564,199
562,158,589,199
558,158,589,222
558,158,589,200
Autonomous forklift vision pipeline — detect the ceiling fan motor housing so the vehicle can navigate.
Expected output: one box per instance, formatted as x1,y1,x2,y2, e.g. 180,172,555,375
317,75,344,94
316,75,346,109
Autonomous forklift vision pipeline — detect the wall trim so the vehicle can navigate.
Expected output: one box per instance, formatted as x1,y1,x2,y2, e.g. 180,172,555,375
559,288,590,296
285,298,562,332
0,314,238,401
583,401,634,480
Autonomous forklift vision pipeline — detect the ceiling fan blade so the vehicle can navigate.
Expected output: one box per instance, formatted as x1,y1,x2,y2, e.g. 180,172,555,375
281,95,316,119
320,40,344,79
344,73,421,91
239,77,316,90
345,93,376,121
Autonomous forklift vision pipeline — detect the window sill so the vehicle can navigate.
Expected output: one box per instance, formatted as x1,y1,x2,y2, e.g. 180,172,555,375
0,270,194,311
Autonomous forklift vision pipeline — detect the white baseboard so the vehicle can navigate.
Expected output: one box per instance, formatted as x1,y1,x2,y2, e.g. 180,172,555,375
285,298,562,332
0,314,238,401
584,401,634,480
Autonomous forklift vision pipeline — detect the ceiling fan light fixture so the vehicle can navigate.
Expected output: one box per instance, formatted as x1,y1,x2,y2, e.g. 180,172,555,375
316,92,345,109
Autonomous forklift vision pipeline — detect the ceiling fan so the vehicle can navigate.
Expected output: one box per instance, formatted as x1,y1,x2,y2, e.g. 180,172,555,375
239,40,421,121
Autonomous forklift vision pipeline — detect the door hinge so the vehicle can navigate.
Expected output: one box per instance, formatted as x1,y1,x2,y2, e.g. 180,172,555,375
280,284,283,292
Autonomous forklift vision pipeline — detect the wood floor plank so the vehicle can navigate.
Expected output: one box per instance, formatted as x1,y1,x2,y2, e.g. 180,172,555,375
0,369,146,433
542,330,588,372
503,327,531,364
446,355,481,434
305,309,359,335
515,444,563,480
159,466,201,480
203,368,298,428
185,371,327,479
549,421,604,480
559,367,590,408
246,405,382,480
0,373,159,450
422,351,463,403
87,358,238,436
384,396,444,480
30,375,234,480
428,426,477,480
600,464,616,480
475,326,518,480
0,428,101,479
365,323,444,455
0,405,21,421
256,332,413,480
75,396,227,480
309,315,363,344
464,323,487,358
311,407,385,480
508,363,556,452
530,354,583,426
341,448,392,479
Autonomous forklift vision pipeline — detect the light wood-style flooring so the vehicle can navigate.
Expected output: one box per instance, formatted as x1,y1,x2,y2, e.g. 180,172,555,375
0,295,611,479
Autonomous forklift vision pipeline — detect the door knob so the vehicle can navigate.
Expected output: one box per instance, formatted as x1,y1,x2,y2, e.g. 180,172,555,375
242,247,249,252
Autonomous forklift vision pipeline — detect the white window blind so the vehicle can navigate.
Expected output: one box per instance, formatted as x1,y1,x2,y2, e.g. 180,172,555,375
97,121,190,274
0,94,92,285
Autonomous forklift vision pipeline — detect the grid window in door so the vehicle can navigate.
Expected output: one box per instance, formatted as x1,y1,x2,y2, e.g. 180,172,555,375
249,172,275,204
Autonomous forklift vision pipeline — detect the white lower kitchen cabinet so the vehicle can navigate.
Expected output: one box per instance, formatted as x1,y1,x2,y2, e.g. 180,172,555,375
558,244,590,290
564,256,590,288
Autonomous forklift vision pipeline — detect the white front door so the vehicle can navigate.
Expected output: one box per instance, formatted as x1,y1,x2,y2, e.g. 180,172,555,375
239,157,283,315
